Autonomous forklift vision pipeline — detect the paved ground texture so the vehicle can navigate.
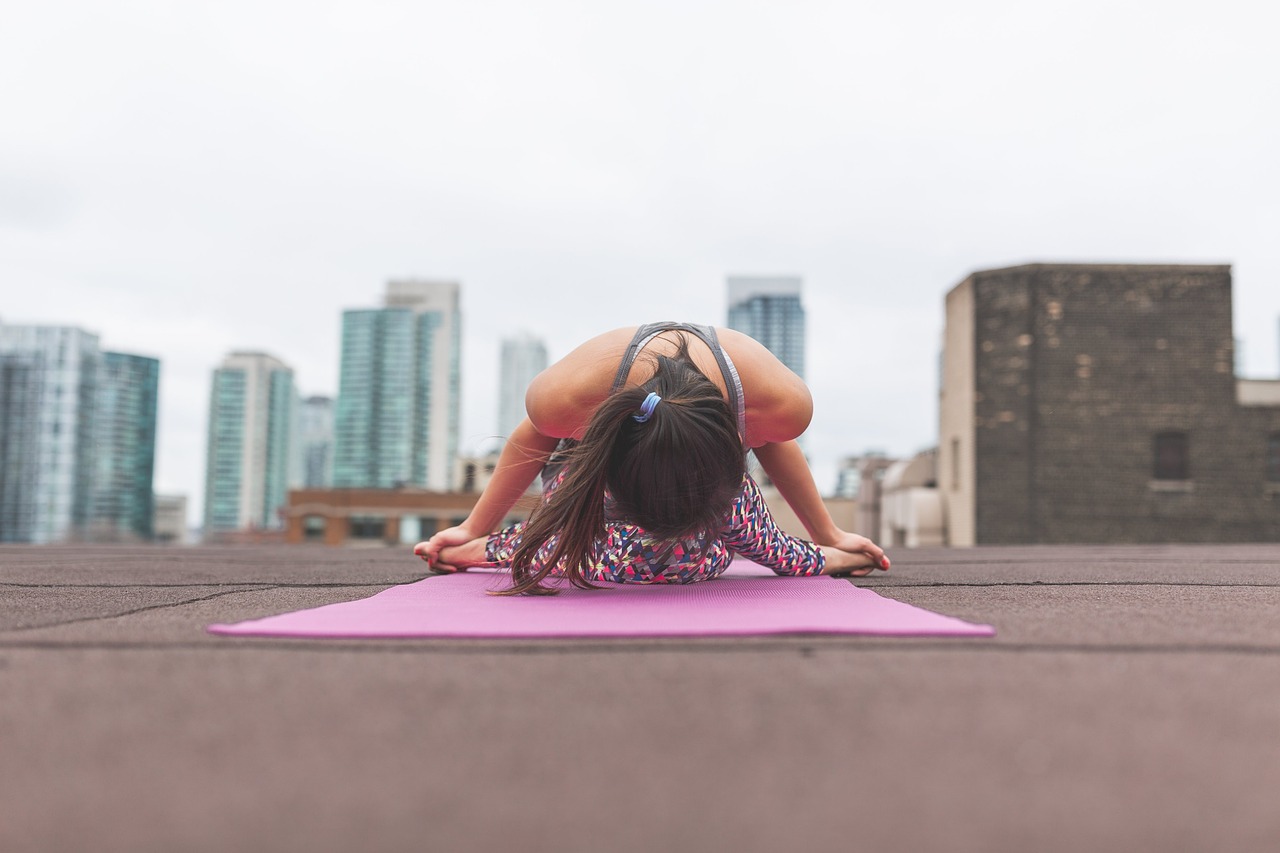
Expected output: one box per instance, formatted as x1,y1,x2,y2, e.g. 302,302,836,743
3,543,1279,853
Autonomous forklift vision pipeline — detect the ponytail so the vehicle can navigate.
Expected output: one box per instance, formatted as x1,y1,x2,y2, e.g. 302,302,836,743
502,386,652,594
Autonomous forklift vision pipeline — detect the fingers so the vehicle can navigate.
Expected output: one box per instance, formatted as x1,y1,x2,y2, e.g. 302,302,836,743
413,538,451,571
864,542,887,567
413,525,477,569
857,539,890,572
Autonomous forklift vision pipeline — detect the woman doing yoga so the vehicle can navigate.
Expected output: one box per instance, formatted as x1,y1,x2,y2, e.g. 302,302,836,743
413,322,889,594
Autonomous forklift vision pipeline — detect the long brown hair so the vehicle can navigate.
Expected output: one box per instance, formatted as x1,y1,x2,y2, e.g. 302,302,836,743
501,335,745,595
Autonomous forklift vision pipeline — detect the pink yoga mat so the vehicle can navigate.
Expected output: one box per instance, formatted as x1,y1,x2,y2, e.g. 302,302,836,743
208,560,994,639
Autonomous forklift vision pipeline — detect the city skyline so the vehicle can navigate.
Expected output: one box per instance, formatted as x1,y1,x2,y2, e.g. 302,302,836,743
5,1,1278,529
7,274,1280,533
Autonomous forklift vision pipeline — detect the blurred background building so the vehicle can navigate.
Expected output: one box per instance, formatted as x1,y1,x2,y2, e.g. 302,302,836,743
152,494,189,544
726,275,806,379
937,263,1280,545
293,395,335,489
878,449,944,548
203,351,295,535
0,322,159,543
498,332,548,440
0,325,99,543
333,279,461,491
87,352,161,541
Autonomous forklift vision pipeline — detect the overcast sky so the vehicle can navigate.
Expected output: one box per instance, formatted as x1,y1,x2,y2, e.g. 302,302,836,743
3,0,1278,525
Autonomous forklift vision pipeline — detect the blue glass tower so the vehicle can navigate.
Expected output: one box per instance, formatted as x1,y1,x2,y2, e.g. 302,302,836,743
726,276,806,379
89,352,160,540
203,352,294,533
0,323,160,542
334,280,461,491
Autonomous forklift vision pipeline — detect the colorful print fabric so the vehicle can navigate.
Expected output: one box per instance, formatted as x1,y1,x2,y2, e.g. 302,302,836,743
484,470,826,584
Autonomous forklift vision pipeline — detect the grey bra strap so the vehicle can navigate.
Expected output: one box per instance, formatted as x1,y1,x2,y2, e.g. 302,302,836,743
609,323,662,392
610,322,747,439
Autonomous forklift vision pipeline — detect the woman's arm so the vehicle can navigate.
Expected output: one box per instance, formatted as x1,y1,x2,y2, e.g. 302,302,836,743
462,416,561,533
719,328,888,570
415,335,618,568
752,440,889,571
413,416,560,567
752,440,840,543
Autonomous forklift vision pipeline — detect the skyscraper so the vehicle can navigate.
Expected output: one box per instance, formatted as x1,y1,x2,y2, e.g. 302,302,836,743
88,351,160,541
0,324,98,542
203,351,295,533
334,279,461,491
498,332,548,439
293,395,335,488
0,323,159,543
726,276,806,379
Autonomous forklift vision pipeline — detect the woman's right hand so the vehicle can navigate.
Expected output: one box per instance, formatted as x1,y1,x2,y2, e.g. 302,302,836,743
818,531,890,577
413,525,481,571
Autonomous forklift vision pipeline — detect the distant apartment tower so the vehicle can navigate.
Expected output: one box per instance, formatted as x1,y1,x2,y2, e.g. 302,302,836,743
293,395,335,488
88,352,160,540
0,324,99,542
203,352,295,533
498,332,548,438
727,276,806,379
938,263,1280,545
0,323,159,543
334,279,461,491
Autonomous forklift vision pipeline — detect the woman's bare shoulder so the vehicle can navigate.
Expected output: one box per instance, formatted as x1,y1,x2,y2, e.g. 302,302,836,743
715,327,813,445
525,327,639,438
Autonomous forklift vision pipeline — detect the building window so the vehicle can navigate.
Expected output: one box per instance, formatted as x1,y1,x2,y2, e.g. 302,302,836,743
349,515,386,539
1267,433,1280,483
1153,432,1190,481
303,515,326,540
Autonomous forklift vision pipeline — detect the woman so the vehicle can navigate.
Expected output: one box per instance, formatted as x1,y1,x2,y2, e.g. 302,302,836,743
414,322,889,594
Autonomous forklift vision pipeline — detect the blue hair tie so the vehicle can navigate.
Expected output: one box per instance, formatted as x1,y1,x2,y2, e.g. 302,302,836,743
633,392,662,423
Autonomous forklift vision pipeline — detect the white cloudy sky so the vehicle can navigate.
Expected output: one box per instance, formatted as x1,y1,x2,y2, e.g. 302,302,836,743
3,0,1278,525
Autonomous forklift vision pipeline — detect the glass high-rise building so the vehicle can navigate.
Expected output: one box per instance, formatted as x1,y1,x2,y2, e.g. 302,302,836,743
726,276,806,379
334,280,461,491
203,351,295,533
498,332,548,439
88,352,160,540
0,325,98,542
0,323,159,543
293,395,335,488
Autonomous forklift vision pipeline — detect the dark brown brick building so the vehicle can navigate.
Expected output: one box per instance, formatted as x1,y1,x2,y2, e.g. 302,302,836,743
939,263,1280,545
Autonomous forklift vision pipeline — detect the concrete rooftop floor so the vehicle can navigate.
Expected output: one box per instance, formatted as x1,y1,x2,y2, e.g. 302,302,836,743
2,542,1279,853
